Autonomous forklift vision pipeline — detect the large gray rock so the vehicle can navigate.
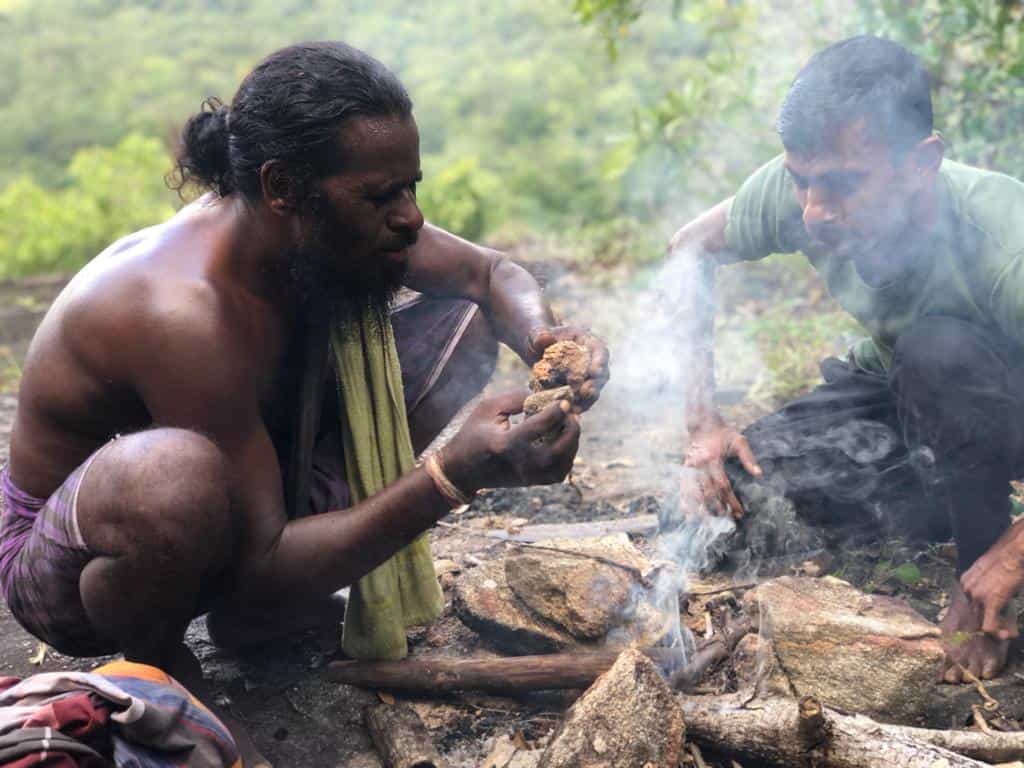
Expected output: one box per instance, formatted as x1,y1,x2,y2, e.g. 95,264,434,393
454,557,578,654
453,535,669,654
538,648,685,768
504,536,647,641
743,576,944,725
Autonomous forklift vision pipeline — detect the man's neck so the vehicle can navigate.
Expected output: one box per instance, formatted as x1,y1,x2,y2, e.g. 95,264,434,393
210,194,301,313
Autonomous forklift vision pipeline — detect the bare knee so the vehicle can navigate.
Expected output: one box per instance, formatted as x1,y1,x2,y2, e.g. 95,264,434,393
77,428,232,564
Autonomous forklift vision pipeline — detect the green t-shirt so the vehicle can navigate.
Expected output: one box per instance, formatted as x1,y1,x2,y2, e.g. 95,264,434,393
723,154,1024,374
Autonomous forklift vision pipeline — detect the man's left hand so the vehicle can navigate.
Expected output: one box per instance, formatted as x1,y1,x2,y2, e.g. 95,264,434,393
527,325,610,413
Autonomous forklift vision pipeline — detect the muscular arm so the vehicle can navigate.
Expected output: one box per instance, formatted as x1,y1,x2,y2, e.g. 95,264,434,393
403,223,556,363
669,198,732,429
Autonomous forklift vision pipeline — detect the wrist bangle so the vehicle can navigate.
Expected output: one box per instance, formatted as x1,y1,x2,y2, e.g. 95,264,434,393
425,452,474,508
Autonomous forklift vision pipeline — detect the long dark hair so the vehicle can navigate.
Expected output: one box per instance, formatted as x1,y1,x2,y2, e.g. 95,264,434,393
170,41,412,201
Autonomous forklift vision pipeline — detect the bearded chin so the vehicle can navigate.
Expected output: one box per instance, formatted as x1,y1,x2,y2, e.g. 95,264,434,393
287,245,407,331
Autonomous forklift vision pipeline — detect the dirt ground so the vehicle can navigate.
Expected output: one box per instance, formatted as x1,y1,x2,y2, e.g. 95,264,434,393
1,256,1022,767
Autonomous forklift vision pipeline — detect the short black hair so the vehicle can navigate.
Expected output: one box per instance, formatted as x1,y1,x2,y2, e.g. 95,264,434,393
171,41,413,200
777,35,933,156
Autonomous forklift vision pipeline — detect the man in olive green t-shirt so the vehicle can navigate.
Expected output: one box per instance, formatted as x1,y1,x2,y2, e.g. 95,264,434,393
670,35,1024,682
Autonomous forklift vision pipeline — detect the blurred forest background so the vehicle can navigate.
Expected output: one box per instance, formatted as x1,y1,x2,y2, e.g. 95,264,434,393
0,0,1022,397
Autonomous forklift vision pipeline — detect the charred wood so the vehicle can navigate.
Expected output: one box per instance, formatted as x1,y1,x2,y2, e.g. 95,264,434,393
364,701,443,768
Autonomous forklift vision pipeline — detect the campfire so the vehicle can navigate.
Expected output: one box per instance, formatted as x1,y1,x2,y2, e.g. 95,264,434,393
322,343,1024,768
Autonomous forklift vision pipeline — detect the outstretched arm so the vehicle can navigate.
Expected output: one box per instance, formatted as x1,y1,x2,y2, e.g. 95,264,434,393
668,198,761,518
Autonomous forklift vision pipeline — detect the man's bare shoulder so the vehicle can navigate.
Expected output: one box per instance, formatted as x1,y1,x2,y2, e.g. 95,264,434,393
36,213,250,392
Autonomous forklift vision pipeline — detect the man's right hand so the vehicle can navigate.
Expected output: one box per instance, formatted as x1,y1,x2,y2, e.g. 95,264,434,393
683,421,762,519
443,391,580,494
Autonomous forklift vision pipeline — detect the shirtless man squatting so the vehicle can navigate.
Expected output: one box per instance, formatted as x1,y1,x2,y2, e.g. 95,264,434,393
0,41,609,762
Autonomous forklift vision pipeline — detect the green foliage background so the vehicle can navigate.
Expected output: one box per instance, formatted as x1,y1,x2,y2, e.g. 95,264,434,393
0,0,1021,278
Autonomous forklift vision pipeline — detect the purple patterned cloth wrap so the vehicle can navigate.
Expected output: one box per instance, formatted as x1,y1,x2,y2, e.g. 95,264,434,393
0,466,39,591
0,460,105,657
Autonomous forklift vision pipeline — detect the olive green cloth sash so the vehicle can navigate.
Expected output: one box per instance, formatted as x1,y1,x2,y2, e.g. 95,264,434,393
332,313,443,660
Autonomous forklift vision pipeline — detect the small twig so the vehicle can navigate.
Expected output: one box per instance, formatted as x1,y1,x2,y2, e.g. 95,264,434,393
688,742,710,768
972,703,994,735
688,582,757,597
433,520,648,582
511,543,649,585
961,667,1002,712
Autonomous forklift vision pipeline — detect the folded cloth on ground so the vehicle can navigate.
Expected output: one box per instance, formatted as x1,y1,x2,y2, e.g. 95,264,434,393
333,311,444,660
0,660,240,767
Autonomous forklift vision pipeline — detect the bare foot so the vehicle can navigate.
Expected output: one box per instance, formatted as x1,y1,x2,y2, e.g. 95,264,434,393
168,644,273,768
206,589,346,651
939,582,1010,683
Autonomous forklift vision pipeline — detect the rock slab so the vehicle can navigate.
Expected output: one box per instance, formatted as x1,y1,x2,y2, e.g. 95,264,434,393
454,535,667,653
538,648,685,768
743,575,943,725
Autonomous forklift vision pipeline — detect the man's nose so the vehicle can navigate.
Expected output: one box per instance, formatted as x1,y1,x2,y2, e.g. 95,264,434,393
389,191,424,235
802,186,839,235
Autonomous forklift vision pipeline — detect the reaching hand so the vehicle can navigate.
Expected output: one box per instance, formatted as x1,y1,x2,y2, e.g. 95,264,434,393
960,524,1024,640
682,422,762,519
527,325,610,413
443,391,581,493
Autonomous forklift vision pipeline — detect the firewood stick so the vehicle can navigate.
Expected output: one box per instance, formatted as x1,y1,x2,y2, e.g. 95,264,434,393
330,648,692,693
331,620,752,695
364,701,443,768
669,641,727,690
678,692,1024,767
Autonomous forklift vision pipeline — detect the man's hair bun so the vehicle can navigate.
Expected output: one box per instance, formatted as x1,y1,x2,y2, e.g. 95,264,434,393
170,97,234,197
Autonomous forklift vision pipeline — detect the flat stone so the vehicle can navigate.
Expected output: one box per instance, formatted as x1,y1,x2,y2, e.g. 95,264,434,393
504,552,635,641
538,648,685,768
744,575,944,725
454,535,669,653
453,558,578,654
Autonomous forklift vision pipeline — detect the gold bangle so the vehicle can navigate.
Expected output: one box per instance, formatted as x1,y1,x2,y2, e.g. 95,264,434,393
425,452,474,507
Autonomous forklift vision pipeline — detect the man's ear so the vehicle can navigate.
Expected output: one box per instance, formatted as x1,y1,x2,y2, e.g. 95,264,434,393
909,133,944,184
259,160,300,216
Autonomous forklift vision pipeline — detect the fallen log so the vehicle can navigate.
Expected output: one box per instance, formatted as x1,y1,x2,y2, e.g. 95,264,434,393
679,692,1024,767
329,643,739,695
364,701,443,768
330,648,683,693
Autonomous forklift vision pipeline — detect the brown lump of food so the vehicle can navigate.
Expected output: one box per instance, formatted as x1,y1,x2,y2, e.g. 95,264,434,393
523,385,574,416
529,340,591,393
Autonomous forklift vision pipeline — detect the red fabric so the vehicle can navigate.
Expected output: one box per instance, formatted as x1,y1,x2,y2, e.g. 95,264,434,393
6,691,112,766
22,692,110,738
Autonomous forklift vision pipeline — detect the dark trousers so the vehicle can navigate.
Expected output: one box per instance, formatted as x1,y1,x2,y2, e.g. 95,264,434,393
726,316,1024,573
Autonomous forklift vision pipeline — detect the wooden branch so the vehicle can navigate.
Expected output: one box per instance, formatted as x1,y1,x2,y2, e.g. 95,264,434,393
669,641,728,690
364,702,443,768
330,648,689,693
886,722,1024,764
678,693,1013,768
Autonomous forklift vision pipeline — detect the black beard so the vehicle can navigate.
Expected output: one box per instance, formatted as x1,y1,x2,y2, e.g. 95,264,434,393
286,240,408,331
